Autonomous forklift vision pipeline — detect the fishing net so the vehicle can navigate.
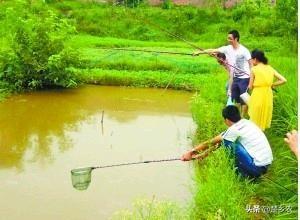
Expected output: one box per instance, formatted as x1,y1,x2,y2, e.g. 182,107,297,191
71,167,93,190
70,158,182,190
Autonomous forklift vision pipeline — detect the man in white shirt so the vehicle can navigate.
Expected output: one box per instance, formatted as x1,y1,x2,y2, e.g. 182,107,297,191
194,30,252,117
181,105,273,178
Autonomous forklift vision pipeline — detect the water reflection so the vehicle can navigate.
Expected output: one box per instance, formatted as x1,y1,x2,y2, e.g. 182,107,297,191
0,85,195,220
0,85,192,170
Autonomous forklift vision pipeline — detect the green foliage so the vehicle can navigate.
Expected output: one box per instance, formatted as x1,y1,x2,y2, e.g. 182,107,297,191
230,0,297,38
124,0,143,8
276,0,297,23
268,55,297,136
74,68,205,90
0,0,80,91
45,0,63,3
49,0,297,45
255,136,298,219
112,197,188,219
191,149,257,219
46,48,81,87
231,0,268,21
77,46,219,74
161,0,172,10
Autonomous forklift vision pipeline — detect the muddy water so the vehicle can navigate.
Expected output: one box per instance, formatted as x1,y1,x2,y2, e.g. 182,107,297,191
0,85,195,220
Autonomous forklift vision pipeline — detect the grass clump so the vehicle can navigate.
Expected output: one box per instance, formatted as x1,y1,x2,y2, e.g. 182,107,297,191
111,197,188,220
191,149,257,219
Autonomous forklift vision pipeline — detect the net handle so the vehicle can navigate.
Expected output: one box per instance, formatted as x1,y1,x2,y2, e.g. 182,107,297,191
92,158,181,170
91,147,218,170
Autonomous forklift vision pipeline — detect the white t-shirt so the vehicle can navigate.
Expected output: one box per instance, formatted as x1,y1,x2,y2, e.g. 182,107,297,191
218,44,251,79
221,119,273,166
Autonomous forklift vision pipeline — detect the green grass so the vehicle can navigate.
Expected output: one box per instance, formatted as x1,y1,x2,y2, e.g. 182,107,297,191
191,149,258,220
74,67,226,91
111,197,188,220
77,46,220,74
254,136,298,219
67,34,192,49
268,55,298,136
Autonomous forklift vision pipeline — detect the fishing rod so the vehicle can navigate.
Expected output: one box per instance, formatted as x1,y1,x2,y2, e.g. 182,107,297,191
138,17,205,51
99,46,277,92
97,47,208,56
128,10,249,75
124,9,204,50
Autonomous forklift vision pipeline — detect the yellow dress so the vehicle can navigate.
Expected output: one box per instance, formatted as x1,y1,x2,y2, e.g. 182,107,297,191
248,63,275,131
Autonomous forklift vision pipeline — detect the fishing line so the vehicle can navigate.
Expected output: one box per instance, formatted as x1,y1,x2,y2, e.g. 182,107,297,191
159,78,182,140
120,9,200,144
98,49,119,63
96,47,199,56
125,8,249,75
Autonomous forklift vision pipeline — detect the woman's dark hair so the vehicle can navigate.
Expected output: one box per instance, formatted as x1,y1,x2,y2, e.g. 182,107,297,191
251,49,268,64
228,30,240,42
222,105,241,122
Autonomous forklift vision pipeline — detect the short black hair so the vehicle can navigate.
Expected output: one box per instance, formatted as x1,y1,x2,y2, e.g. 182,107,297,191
222,105,241,122
251,49,268,64
216,52,226,60
228,30,240,42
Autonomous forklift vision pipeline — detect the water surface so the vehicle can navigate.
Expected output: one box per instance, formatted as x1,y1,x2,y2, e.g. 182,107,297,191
0,85,195,220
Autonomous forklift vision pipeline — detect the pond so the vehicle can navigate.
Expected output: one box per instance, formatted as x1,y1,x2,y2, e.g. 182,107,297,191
0,85,195,220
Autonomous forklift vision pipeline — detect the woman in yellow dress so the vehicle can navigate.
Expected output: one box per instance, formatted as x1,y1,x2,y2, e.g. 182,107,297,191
248,49,287,131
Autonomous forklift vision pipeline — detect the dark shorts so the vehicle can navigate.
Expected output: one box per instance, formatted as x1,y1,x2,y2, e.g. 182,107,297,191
231,78,250,104
222,140,269,179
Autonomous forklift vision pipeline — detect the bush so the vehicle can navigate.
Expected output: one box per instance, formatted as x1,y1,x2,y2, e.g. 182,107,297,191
161,0,172,10
0,1,80,90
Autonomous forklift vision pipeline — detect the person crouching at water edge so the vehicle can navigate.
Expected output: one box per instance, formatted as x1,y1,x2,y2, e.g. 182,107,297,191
181,105,273,179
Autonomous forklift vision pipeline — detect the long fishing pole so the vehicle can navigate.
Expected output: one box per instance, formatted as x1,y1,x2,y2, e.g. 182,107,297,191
129,10,248,75
118,9,247,93
91,146,215,170
138,16,205,51
97,47,207,56
92,158,180,169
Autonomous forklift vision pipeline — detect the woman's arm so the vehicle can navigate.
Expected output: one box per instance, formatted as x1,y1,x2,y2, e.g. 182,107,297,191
272,70,287,88
248,71,255,90
248,59,253,69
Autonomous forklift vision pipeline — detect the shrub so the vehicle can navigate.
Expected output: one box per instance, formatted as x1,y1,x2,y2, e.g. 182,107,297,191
0,1,80,90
